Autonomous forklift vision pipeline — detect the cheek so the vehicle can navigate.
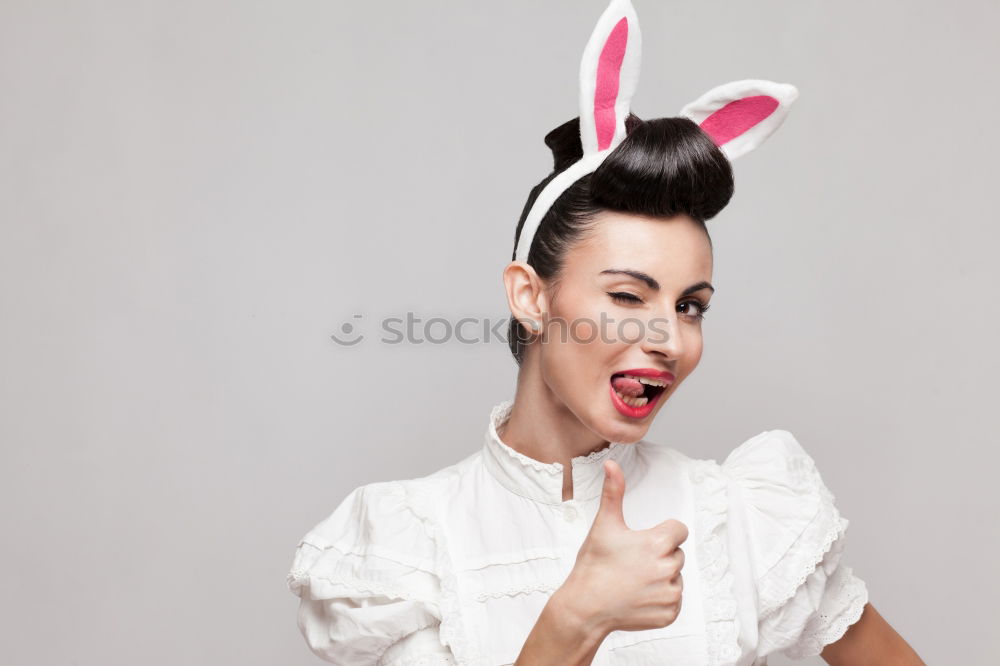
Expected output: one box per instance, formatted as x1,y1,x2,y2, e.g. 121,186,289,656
538,307,618,396
541,321,607,382
567,318,598,343
681,328,705,372
617,318,645,344
545,296,603,350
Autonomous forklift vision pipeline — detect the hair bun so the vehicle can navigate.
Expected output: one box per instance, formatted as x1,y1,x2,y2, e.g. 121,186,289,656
544,113,645,173
590,116,733,222
543,118,584,172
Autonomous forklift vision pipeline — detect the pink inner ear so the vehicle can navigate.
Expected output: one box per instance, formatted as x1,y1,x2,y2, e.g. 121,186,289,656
699,95,779,146
594,17,629,151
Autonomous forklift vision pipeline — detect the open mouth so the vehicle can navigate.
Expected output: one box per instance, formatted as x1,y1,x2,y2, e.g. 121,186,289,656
610,372,668,408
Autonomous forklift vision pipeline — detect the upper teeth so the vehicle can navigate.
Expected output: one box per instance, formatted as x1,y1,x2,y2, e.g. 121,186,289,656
622,374,667,387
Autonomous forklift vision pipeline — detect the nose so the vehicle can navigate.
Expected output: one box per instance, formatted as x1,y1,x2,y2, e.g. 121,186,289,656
639,313,683,359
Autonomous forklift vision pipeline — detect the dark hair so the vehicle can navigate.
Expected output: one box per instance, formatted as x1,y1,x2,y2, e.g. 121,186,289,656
507,113,734,365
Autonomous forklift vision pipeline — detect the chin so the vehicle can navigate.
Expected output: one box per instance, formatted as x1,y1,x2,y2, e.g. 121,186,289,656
600,414,653,445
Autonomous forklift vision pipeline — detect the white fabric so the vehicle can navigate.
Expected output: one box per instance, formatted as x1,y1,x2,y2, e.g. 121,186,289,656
676,79,800,162
512,0,799,265
514,152,608,264
576,0,640,156
513,0,641,265
286,400,868,665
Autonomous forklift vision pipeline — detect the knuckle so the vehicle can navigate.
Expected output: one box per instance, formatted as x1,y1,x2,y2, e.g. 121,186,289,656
658,559,676,579
660,604,680,627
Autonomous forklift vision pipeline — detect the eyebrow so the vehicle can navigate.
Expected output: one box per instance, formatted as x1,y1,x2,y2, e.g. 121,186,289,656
599,268,715,296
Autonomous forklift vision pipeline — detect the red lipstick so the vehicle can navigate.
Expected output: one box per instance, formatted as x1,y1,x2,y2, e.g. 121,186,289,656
612,368,675,381
609,368,674,419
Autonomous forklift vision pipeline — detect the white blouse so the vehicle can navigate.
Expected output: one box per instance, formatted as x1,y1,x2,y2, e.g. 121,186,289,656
286,400,869,665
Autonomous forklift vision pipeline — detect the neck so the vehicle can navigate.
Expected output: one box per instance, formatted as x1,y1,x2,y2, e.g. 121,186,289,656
498,351,611,501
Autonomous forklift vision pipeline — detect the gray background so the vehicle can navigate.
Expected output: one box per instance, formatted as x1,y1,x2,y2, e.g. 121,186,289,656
1,0,996,664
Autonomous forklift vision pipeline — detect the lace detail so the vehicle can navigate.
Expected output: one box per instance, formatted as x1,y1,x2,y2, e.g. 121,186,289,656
287,571,417,602
472,580,561,602
379,655,458,666
782,565,869,659
397,480,485,666
575,440,625,463
690,459,743,666
489,400,562,475
286,539,441,604
287,562,433,604
757,452,848,620
489,399,624,470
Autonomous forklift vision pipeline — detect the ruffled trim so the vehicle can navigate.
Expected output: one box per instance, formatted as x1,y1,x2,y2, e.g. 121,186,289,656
689,459,743,666
489,400,563,475
286,541,321,594
286,483,443,606
286,540,438,604
395,479,485,666
489,399,625,471
759,513,847,620
576,441,626,463
757,450,848,620
783,565,870,659
379,655,458,666
723,430,852,622
472,579,562,603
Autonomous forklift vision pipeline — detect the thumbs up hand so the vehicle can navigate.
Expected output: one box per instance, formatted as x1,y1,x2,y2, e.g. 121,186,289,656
559,458,688,636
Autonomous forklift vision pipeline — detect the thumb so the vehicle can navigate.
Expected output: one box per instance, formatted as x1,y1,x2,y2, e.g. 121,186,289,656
595,459,627,529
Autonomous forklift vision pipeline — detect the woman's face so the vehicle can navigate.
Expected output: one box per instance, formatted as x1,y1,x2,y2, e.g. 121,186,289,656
533,210,714,444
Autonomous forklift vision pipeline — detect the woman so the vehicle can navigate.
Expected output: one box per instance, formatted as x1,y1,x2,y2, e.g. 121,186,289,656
286,2,924,664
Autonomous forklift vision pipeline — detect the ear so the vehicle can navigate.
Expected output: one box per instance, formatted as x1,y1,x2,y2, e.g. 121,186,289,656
502,261,547,337
678,79,799,161
578,0,641,156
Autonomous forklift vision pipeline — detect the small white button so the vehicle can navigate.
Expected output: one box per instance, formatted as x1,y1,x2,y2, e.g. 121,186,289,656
563,506,578,521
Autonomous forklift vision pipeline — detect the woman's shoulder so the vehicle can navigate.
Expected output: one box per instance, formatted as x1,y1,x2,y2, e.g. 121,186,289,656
713,429,869,658
302,466,458,539
294,453,476,558
286,476,465,663
719,428,840,528
292,480,423,570
635,428,828,495
714,429,853,618
722,428,818,478
654,427,832,493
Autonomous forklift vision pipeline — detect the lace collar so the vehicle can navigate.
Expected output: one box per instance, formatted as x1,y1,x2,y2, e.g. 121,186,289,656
481,399,638,505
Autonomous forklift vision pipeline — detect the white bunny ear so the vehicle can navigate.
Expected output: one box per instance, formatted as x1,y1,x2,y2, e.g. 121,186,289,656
578,0,641,156
514,0,642,265
679,79,799,161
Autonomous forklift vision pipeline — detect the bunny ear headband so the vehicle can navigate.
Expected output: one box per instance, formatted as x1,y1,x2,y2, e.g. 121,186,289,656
513,0,799,264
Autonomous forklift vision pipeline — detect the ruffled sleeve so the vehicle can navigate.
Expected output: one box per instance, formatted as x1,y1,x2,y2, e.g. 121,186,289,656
722,429,870,660
285,481,457,665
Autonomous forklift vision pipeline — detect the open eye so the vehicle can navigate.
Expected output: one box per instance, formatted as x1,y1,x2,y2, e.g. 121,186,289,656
608,291,643,305
678,300,711,320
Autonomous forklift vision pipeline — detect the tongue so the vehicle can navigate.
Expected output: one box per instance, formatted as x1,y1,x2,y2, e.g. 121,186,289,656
612,375,644,398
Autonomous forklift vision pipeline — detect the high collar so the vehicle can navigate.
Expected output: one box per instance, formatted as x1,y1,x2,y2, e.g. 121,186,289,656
482,399,638,505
